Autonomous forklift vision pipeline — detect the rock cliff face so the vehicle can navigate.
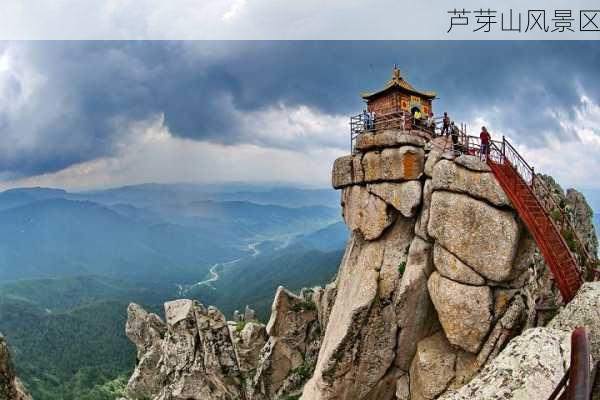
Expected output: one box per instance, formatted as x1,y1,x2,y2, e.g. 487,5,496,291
440,282,600,400
0,335,31,400
126,300,245,400
303,136,538,400
124,130,598,400
125,288,323,400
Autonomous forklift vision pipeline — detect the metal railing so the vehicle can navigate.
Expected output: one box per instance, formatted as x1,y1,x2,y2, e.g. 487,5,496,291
457,134,503,160
548,327,597,400
451,133,597,280
349,111,438,152
348,111,599,281
487,138,598,280
349,110,478,153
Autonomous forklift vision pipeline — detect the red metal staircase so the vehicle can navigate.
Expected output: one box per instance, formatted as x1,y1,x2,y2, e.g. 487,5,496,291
349,112,598,302
482,137,597,302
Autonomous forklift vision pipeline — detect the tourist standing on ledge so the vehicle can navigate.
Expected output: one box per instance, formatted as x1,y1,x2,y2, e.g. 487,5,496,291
362,109,371,130
451,122,460,151
413,109,422,127
442,112,451,136
480,126,491,162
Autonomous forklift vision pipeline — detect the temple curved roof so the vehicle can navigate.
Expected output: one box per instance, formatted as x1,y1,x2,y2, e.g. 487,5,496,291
361,67,437,101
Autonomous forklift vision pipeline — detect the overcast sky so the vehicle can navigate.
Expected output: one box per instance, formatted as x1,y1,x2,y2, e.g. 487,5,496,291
2,0,600,39
0,41,599,204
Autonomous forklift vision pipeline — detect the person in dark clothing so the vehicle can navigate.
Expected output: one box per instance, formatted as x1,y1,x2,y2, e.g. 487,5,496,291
441,112,451,136
450,122,460,151
480,126,491,161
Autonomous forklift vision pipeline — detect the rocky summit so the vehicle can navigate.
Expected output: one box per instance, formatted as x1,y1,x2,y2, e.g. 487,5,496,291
122,132,598,400
124,287,325,400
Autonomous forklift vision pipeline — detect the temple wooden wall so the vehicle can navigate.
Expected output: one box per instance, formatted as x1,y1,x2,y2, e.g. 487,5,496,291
367,92,433,116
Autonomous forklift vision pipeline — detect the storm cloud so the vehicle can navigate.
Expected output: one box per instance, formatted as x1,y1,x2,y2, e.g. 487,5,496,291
1,41,600,180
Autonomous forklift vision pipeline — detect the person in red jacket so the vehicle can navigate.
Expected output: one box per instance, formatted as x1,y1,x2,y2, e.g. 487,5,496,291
480,126,491,162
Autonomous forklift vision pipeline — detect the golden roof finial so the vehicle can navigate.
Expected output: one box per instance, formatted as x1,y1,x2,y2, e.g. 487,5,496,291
392,64,401,80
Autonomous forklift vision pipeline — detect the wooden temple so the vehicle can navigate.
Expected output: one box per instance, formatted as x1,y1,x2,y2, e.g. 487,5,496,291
361,66,437,118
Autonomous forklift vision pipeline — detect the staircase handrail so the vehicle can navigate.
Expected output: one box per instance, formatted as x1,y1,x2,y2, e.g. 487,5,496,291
547,327,595,400
489,138,596,278
349,112,598,280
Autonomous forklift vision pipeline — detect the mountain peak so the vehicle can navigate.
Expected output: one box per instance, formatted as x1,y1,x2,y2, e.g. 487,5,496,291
120,129,599,400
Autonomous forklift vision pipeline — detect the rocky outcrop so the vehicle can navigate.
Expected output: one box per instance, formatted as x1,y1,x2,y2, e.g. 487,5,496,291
0,336,31,400
244,305,257,322
550,282,600,399
428,191,520,282
439,328,571,400
313,282,337,335
414,178,432,240
355,130,426,151
125,288,323,400
548,282,600,360
409,331,457,400
428,272,492,353
342,185,396,240
125,304,168,396
302,213,417,400
232,305,258,323
127,299,245,400
367,181,422,218
566,189,599,257
230,322,268,373
432,242,485,285
393,236,436,371
423,146,442,178
309,132,533,400
313,127,599,400
453,155,491,172
233,309,243,322
249,287,321,399
439,282,600,400
302,231,394,400
332,147,425,189
434,282,600,400
126,126,599,400
431,159,511,207
332,156,354,189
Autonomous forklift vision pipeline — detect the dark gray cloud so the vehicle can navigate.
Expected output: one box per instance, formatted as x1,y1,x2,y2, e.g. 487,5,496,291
1,41,599,178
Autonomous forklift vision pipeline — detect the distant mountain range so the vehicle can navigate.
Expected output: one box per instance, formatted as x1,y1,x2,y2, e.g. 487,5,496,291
0,183,339,209
0,184,340,284
0,198,239,283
